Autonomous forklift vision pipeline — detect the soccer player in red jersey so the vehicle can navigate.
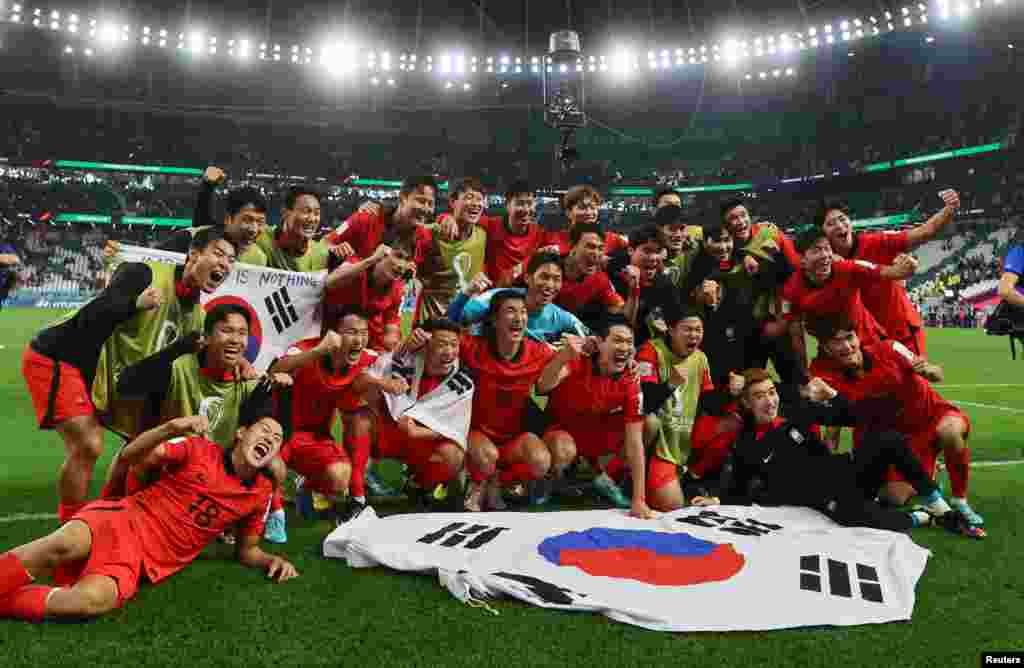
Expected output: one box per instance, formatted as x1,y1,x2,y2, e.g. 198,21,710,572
22,228,235,522
270,308,408,522
556,223,625,329
818,190,960,356
459,290,557,511
537,317,656,519
478,180,554,287
806,316,984,532
327,175,437,261
0,408,298,622
546,185,629,257
324,243,414,353
366,318,471,505
782,227,919,349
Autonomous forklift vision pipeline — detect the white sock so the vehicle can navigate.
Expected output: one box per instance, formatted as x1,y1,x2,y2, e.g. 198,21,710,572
353,495,366,504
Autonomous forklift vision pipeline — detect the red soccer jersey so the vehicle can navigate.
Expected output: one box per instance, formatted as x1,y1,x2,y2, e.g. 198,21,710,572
286,338,378,432
547,229,630,257
325,258,403,351
546,355,642,435
556,270,624,313
129,437,274,584
480,215,554,286
809,340,944,436
781,258,889,346
851,230,923,340
328,210,424,262
459,333,555,443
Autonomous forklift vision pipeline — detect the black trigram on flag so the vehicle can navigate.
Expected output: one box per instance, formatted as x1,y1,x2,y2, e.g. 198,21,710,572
264,287,300,334
799,555,884,603
416,522,510,550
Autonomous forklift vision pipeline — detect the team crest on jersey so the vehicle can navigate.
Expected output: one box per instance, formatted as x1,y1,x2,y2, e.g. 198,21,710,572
155,320,180,350
789,428,805,444
199,397,226,437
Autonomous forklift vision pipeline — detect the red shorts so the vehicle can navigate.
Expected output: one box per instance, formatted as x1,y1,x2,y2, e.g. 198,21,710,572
281,432,350,493
374,414,447,470
70,500,145,607
887,406,971,482
21,347,95,429
646,456,679,495
543,425,626,462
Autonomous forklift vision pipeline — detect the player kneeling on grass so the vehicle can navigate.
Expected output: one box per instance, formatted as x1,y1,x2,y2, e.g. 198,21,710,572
694,369,976,536
364,318,472,509
806,315,984,535
536,316,657,520
0,399,297,622
459,290,558,512
269,307,408,524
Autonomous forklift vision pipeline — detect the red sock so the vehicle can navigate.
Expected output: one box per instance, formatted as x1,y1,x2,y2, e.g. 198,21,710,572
466,457,494,483
498,462,536,485
347,435,371,498
57,502,85,524
944,446,971,499
604,456,627,482
0,553,33,599
0,584,52,622
270,487,284,513
417,460,454,489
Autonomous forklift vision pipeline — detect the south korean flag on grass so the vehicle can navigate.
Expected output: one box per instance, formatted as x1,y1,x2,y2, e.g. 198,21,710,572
115,245,325,371
325,506,931,632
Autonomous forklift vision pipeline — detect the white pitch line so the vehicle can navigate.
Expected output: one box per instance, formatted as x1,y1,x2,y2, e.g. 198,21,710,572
971,460,1024,468
0,512,57,524
952,400,1024,414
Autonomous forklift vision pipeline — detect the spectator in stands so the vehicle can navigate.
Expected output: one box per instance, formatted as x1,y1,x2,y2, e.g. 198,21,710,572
0,231,21,309
997,229,1024,309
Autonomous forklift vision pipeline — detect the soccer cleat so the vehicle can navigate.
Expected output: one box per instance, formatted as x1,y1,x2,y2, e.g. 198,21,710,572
335,498,370,526
935,510,987,539
464,481,485,512
486,481,508,511
592,473,631,509
366,469,400,498
263,509,288,544
950,499,985,526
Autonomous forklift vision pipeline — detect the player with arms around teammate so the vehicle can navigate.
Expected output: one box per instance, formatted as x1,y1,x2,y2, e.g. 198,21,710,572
556,223,626,331
537,316,656,519
818,190,960,355
0,396,297,623
269,307,408,523
366,318,473,507
806,316,984,535
411,177,489,326
22,228,235,522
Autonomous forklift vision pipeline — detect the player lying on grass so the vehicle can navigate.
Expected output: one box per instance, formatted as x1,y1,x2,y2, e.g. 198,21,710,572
0,396,297,622
360,318,472,511
269,306,408,524
22,227,236,523
806,315,984,534
536,316,657,519
110,302,293,542
694,369,978,537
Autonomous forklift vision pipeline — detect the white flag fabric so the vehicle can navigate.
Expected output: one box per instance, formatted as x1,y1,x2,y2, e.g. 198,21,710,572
115,244,324,371
324,506,930,632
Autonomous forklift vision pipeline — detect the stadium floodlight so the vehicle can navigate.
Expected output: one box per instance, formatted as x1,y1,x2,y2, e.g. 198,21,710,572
440,53,451,73
381,51,391,70
189,31,203,53
12,3,22,11
69,23,77,33
141,36,149,45
321,42,356,75
925,35,935,43
501,54,510,65
50,20,58,30
84,47,93,56
785,67,795,75
99,23,119,48
463,82,471,90
723,39,741,66
63,44,72,54
957,2,968,17
10,13,21,23
370,76,379,85
455,53,465,73
50,9,58,19
444,80,453,89
237,39,250,59
386,78,395,86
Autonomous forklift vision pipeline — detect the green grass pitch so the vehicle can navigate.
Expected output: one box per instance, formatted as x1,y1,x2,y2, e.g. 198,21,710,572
0,308,1021,667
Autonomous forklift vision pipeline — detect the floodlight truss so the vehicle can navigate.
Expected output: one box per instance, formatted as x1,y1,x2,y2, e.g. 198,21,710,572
1,1,1012,85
